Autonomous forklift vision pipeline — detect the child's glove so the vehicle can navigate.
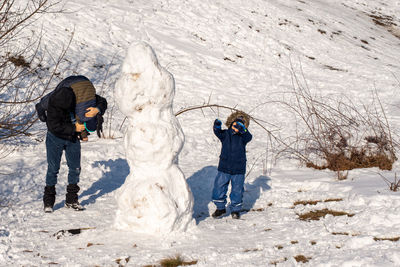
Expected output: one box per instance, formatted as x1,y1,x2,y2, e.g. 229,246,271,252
214,119,222,129
236,121,247,134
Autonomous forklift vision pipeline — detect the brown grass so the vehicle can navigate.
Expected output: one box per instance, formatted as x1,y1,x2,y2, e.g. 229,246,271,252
374,236,400,242
293,198,343,206
8,55,30,68
243,248,261,252
270,257,288,265
306,149,395,172
324,198,343,202
86,243,103,247
251,208,265,212
158,255,197,267
332,232,359,236
115,257,130,265
298,209,354,221
294,255,311,263
293,200,319,206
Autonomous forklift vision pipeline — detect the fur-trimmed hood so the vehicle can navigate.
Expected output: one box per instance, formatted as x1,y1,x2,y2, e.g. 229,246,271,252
225,111,250,128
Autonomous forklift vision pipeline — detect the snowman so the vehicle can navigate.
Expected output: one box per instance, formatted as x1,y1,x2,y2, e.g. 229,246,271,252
114,42,194,235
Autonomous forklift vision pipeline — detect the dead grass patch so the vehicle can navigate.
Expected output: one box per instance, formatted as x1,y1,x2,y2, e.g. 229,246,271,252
251,208,265,212
368,13,400,39
115,257,130,265
324,198,343,202
243,248,261,252
293,200,319,206
270,257,288,265
293,198,343,206
323,64,347,72
331,232,359,236
374,236,400,242
150,255,198,267
250,203,272,212
86,243,103,247
298,209,354,221
294,255,311,263
8,55,30,68
306,148,395,173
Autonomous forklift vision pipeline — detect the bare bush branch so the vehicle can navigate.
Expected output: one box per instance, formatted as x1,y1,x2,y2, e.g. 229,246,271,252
0,0,69,157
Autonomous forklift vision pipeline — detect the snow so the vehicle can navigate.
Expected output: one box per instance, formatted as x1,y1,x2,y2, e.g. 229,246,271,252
114,42,193,234
1,0,400,266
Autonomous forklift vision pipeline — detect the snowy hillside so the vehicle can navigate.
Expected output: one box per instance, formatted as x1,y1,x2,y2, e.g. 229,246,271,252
1,0,400,266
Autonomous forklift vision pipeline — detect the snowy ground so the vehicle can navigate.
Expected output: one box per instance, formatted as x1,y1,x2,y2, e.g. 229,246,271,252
1,0,400,266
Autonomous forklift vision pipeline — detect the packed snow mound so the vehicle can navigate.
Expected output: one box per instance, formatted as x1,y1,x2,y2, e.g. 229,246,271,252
114,42,194,235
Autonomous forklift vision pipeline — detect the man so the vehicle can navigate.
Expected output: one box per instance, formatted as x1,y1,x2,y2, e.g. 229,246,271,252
43,76,107,213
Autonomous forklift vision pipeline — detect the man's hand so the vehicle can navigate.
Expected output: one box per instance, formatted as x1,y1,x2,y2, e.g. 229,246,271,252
232,121,247,134
236,121,247,134
85,107,99,118
232,122,239,133
75,122,85,132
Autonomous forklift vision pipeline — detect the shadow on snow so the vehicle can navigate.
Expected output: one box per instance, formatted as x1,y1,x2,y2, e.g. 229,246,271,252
53,158,129,210
187,166,271,224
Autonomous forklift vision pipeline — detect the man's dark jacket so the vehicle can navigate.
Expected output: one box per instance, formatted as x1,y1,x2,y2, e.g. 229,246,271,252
47,87,107,141
213,121,252,175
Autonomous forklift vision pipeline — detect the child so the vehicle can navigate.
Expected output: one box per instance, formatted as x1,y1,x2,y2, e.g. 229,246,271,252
211,111,252,219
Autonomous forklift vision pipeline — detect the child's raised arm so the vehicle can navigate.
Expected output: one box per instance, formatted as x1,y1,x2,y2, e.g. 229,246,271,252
213,119,225,141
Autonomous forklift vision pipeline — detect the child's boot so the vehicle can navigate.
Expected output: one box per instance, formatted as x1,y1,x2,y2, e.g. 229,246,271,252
212,208,226,218
231,211,241,219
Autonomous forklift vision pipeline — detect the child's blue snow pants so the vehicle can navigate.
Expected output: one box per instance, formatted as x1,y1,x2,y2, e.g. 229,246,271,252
212,171,245,212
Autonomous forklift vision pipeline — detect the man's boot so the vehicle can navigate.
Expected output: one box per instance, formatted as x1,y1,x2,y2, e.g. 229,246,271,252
65,184,84,211
43,185,56,213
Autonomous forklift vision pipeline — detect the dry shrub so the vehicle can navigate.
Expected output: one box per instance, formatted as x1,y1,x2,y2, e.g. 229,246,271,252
0,0,69,157
378,172,400,192
278,66,397,179
298,208,354,221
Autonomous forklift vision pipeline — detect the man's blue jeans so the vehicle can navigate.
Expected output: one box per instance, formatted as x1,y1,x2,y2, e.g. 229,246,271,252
212,171,245,212
45,132,81,186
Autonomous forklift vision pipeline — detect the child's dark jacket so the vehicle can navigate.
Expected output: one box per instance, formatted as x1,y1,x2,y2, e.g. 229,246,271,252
213,123,252,175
